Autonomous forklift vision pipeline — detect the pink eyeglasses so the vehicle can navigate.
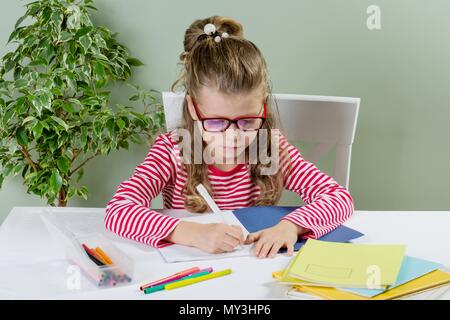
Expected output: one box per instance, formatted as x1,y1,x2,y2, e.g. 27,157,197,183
191,95,268,132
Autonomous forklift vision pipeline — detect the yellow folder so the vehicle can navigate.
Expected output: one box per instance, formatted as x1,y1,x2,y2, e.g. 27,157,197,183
273,269,450,300
286,239,406,288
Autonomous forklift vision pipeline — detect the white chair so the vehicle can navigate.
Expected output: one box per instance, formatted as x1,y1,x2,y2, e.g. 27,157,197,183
162,91,360,189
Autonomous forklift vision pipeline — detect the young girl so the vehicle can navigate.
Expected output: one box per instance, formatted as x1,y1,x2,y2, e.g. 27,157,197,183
105,16,354,259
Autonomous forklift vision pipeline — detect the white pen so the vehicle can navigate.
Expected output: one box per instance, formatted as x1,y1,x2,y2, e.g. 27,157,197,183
196,183,221,214
196,183,244,248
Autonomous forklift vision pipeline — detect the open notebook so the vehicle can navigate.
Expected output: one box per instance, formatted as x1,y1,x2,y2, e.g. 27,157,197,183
158,206,364,263
157,211,252,262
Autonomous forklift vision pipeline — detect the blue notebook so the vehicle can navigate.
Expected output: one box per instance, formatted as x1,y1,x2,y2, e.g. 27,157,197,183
341,256,442,297
232,206,364,252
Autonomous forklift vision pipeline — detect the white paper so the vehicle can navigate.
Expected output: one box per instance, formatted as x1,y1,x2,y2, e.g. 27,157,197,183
158,211,254,263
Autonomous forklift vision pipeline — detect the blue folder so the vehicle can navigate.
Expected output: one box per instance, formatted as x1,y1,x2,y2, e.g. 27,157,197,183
341,256,442,297
232,206,364,252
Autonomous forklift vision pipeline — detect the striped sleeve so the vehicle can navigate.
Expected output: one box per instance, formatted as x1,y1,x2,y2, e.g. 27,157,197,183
104,133,181,248
278,134,355,239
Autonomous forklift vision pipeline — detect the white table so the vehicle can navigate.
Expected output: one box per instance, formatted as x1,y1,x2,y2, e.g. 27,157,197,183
0,207,449,299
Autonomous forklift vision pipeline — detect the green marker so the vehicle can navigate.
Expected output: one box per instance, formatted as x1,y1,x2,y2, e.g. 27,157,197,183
143,283,166,294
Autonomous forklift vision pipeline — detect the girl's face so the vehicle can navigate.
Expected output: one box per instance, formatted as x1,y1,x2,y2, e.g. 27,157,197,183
186,85,266,164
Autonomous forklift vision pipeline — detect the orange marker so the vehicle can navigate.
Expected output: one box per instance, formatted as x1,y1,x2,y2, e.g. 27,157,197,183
95,247,113,265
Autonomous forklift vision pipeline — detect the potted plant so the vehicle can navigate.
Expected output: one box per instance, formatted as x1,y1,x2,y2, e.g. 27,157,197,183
0,0,165,206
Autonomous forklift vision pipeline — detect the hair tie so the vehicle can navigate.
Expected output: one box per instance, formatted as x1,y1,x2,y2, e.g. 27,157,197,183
197,23,229,43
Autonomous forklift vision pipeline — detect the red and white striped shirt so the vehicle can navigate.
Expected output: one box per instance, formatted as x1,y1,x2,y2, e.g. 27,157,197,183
105,130,355,248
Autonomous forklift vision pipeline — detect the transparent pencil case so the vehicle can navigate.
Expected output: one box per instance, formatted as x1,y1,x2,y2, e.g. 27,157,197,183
67,232,134,287
40,209,135,288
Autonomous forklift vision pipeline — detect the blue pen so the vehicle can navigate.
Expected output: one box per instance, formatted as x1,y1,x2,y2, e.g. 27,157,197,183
143,267,213,294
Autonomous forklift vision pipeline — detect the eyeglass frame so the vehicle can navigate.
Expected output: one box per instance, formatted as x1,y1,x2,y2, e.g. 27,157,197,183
189,94,268,132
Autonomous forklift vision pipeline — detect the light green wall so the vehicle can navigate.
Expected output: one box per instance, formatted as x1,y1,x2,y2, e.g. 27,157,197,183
1,0,449,223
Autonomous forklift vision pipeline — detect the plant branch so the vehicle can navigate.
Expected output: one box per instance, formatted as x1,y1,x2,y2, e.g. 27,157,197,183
18,145,39,172
69,151,100,176
71,148,82,164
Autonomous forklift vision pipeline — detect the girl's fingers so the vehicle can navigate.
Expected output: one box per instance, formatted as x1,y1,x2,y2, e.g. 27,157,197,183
268,241,284,258
213,247,227,254
230,225,245,243
286,242,295,256
219,240,236,252
257,241,273,258
245,231,261,245
252,236,265,256
225,225,245,243
223,234,240,248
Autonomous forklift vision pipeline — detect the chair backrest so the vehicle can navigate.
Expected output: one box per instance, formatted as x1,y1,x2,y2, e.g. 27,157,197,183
162,91,360,189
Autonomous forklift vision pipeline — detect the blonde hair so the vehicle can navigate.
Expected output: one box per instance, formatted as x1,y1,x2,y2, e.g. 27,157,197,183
171,16,286,212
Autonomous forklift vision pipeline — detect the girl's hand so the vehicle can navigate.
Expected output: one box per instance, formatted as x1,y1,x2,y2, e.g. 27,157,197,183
244,220,305,258
166,221,245,254
195,223,245,253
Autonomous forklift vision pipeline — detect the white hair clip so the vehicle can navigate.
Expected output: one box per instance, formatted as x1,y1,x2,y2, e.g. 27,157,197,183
199,23,229,43
203,23,216,35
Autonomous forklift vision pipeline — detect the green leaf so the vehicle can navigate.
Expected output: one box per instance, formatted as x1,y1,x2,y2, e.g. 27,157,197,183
65,72,77,92
95,78,107,88
60,31,73,42
50,168,63,195
51,116,69,131
67,98,82,108
29,58,47,67
66,5,81,30
62,103,74,113
119,140,129,150
62,53,75,69
75,27,92,38
51,11,63,29
69,41,77,56
93,62,105,78
21,164,30,179
14,67,23,81
77,185,88,200
79,35,92,51
100,143,110,154
7,27,20,44
106,118,115,135
30,95,42,116
86,4,98,11
3,163,14,177
116,118,125,130
14,79,28,88
68,187,76,198
76,168,84,183
22,116,36,125
41,40,55,61
14,14,28,29
16,96,29,114
16,127,29,146
32,121,43,140
129,133,142,144
129,94,139,101
80,126,88,148
126,58,144,66
57,156,70,174
3,108,16,125
13,163,24,176
38,91,52,111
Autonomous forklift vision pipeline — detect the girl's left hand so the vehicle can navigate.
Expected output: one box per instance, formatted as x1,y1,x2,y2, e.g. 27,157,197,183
244,220,306,258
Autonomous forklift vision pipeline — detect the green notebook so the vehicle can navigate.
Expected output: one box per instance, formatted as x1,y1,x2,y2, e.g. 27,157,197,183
286,239,406,289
